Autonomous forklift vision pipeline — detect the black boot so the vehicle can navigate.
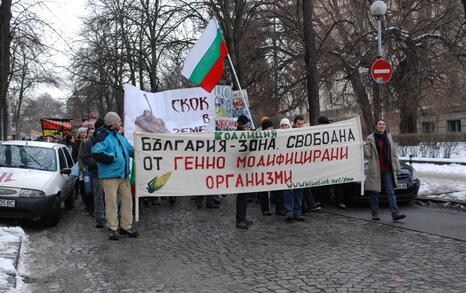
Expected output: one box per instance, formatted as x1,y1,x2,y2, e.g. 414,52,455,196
108,230,119,241
119,227,139,238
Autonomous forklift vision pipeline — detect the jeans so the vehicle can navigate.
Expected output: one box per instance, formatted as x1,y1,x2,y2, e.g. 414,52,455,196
236,193,251,223
195,195,215,207
284,188,303,217
93,177,105,225
302,188,317,211
369,171,400,216
271,190,284,215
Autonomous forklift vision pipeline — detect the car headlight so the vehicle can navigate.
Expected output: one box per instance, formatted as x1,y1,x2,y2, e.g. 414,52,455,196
411,169,417,180
19,189,46,198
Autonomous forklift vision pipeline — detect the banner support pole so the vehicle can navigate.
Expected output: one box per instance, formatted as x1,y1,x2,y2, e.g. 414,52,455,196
213,17,255,129
357,115,365,196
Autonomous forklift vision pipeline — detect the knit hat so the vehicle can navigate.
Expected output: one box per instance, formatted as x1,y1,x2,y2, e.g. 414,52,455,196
280,118,291,128
318,115,333,124
236,115,251,127
104,112,121,126
77,127,87,135
261,118,274,130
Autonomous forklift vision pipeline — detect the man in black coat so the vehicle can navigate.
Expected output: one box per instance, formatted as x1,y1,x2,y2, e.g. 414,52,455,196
235,115,255,229
81,119,106,228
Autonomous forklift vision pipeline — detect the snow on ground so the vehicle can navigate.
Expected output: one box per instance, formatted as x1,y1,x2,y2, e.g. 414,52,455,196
412,162,466,202
0,226,28,292
398,142,466,203
451,142,466,160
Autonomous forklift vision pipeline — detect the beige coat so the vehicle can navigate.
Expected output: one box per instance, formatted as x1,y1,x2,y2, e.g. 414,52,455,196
364,132,400,192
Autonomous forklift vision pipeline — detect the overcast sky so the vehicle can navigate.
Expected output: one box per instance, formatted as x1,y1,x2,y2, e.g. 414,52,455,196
36,0,86,100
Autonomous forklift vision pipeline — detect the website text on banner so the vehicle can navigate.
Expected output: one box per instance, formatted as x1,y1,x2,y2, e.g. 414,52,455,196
134,118,364,197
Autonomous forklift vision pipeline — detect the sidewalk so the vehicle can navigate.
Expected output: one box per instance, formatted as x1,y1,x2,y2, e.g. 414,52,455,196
0,227,24,292
323,203,466,241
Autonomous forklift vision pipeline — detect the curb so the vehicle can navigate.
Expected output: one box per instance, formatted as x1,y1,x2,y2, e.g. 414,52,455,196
0,233,23,291
415,197,466,205
414,198,466,213
400,158,466,166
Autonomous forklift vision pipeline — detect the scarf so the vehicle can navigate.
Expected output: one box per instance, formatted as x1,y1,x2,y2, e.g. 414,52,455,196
374,131,391,167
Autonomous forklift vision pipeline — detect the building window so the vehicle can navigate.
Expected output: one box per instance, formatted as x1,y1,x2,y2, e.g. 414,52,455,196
447,120,461,132
422,122,434,133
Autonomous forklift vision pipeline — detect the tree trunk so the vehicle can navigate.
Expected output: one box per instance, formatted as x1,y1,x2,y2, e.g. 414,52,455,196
348,67,374,135
399,97,418,133
462,0,466,20
138,14,145,90
303,0,320,125
14,67,27,137
372,80,382,123
0,0,12,140
395,54,420,134
149,37,158,92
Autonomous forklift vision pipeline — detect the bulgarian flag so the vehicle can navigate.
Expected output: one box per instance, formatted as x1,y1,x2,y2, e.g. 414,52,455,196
182,18,229,93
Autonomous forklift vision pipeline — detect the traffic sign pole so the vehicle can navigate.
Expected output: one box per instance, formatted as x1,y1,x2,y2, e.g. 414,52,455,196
371,59,393,120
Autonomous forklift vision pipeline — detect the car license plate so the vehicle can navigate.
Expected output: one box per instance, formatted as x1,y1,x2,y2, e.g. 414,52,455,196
396,183,407,189
0,199,15,207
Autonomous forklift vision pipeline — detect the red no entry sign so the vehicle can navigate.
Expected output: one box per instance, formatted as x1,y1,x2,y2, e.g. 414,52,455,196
371,59,393,83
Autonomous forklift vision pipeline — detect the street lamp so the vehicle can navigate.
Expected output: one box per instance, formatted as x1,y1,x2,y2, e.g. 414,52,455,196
370,0,387,119
371,0,387,58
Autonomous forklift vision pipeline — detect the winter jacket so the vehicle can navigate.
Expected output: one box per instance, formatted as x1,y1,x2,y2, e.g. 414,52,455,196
71,141,82,162
81,138,98,177
364,132,400,192
91,127,134,179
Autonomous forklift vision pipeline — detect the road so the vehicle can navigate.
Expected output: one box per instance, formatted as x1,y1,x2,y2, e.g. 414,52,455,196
324,202,466,241
16,196,466,293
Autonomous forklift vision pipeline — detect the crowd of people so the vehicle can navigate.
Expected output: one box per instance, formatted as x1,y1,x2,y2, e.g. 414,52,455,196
232,114,406,229
26,111,406,238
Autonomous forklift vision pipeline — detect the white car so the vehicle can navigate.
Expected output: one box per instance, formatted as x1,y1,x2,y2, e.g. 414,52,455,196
0,141,76,226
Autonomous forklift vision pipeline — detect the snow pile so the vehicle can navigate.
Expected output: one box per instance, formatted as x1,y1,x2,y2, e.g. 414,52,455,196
413,163,466,202
0,226,26,292
413,163,466,177
451,142,466,160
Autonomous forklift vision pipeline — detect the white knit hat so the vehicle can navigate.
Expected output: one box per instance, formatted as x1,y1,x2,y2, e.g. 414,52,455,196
104,112,121,126
280,118,291,128
77,127,88,135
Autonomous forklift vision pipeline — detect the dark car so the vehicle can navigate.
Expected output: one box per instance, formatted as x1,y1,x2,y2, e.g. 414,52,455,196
341,162,420,204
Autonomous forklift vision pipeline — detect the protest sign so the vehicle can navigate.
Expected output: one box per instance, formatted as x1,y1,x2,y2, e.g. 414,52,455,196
134,117,364,197
215,117,237,131
123,84,217,144
213,86,251,125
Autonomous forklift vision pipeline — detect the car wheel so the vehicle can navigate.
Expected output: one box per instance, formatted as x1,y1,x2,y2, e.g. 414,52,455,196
46,195,62,227
64,193,74,210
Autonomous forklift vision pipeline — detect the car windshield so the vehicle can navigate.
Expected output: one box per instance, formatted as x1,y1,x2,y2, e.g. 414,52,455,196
0,144,57,171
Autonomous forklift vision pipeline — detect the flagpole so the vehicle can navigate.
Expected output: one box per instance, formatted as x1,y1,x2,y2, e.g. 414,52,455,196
213,17,255,129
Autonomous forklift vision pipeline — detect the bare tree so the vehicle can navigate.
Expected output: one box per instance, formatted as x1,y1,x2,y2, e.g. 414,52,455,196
0,0,12,140
8,1,58,137
21,93,65,137
69,0,193,118
303,0,320,125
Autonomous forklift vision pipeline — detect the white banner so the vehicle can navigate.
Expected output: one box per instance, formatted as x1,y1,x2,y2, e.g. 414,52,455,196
134,118,364,197
123,84,216,144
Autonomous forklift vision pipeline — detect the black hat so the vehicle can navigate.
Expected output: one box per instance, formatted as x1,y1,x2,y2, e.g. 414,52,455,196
261,118,274,130
318,116,333,124
237,115,251,127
